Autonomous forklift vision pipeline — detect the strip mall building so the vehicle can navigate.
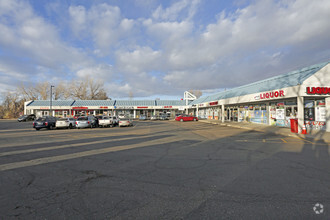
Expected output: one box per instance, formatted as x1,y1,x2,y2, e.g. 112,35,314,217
25,61,330,133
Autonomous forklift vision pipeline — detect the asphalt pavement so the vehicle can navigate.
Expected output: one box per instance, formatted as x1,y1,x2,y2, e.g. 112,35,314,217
0,119,329,219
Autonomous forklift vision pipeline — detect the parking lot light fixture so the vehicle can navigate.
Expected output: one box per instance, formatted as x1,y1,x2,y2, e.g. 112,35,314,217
50,85,54,116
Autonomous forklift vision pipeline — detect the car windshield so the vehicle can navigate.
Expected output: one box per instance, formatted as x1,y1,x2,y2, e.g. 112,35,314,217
58,118,68,121
77,117,88,121
19,115,26,119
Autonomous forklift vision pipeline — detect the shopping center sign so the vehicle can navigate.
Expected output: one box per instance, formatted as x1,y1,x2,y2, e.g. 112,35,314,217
255,90,285,100
306,87,330,95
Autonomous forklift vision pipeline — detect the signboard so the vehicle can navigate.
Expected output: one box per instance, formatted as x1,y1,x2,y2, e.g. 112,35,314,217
178,106,185,111
137,106,148,109
276,109,285,120
99,106,108,109
257,90,285,100
163,106,173,109
209,101,218,106
315,107,326,122
306,87,330,95
72,107,88,109
40,107,50,110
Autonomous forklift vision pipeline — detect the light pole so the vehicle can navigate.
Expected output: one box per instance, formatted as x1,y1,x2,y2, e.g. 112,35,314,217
50,85,54,116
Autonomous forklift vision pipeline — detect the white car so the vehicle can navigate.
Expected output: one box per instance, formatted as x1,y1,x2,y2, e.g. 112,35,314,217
98,116,113,127
56,117,76,129
110,116,119,125
119,118,133,127
118,114,126,119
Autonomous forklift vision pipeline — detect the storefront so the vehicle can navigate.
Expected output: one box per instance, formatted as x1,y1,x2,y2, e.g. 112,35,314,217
24,61,330,133
191,61,330,133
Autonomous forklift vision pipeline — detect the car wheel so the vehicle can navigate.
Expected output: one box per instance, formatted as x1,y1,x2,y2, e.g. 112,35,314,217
36,128,40,130
69,124,73,129
193,118,196,121
180,119,183,122
48,125,53,130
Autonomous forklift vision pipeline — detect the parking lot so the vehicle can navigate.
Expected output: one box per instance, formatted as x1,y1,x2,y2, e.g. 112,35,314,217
0,119,329,219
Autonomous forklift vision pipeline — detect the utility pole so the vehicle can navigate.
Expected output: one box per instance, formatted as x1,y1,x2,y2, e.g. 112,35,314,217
50,85,54,116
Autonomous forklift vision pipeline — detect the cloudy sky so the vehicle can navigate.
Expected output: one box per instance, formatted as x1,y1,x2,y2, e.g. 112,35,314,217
0,0,329,100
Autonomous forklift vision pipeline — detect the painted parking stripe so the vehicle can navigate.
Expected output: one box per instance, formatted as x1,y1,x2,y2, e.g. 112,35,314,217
0,134,160,157
0,136,181,172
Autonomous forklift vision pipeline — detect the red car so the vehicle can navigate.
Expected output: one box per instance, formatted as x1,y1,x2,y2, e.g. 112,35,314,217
175,114,198,122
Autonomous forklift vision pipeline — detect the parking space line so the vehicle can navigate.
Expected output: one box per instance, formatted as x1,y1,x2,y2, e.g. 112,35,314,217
281,138,287,143
0,134,160,157
0,136,181,172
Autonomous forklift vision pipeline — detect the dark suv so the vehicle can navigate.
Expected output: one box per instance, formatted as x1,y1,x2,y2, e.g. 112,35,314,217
18,114,36,122
33,116,57,130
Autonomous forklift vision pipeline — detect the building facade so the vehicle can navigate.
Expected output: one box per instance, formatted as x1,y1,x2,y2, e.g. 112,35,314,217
24,61,330,133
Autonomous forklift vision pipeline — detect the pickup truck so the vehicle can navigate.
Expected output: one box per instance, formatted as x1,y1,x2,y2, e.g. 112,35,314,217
109,116,119,126
98,116,114,127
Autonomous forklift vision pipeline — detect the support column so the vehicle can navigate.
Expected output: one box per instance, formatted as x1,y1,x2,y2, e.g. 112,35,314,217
326,97,330,132
134,109,136,119
221,104,225,123
266,102,271,125
196,107,199,117
297,96,304,133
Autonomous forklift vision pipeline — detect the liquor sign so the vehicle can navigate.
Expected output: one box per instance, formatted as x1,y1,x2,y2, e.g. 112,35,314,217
72,107,88,110
306,87,330,95
259,90,285,100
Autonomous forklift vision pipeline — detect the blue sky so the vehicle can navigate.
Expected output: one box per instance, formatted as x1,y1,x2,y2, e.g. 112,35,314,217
0,0,330,100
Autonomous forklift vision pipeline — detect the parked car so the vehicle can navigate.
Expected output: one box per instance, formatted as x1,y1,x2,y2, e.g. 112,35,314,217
33,116,57,130
139,115,147,120
56,117,76,129
18,114,36,122
118,114,126,119
175,114,198,122
119,118,133,127
159,115,169,120
150,116,158,120
110,116,119,125
98,116,114,127
73,114,86,119
75,116,97,129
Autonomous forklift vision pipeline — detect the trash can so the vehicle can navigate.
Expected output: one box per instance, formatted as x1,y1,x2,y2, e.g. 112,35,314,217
290,118,298,133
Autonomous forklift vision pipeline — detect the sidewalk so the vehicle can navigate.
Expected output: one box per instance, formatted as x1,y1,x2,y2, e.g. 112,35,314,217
199,119,330,144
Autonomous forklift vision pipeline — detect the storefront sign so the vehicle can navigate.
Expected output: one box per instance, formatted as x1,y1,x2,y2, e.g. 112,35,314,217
137,106,149,109
198,104,204,107
306,87,330,95
72,107,88,109
209,101,218,106
315,107,326,122
259,90,284,100
163,106,173,109
276,109,285,120
40,107,49,110
99,106,108,109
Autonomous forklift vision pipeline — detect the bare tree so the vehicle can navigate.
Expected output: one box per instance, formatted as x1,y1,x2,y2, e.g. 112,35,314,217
17,83,38,100
35,82,50,100
0,90,24,118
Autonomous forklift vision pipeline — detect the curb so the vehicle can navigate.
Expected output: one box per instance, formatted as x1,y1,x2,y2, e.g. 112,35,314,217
198,120,330,143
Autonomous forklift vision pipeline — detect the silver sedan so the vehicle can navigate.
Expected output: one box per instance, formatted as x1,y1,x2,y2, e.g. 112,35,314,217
118,118,133,127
